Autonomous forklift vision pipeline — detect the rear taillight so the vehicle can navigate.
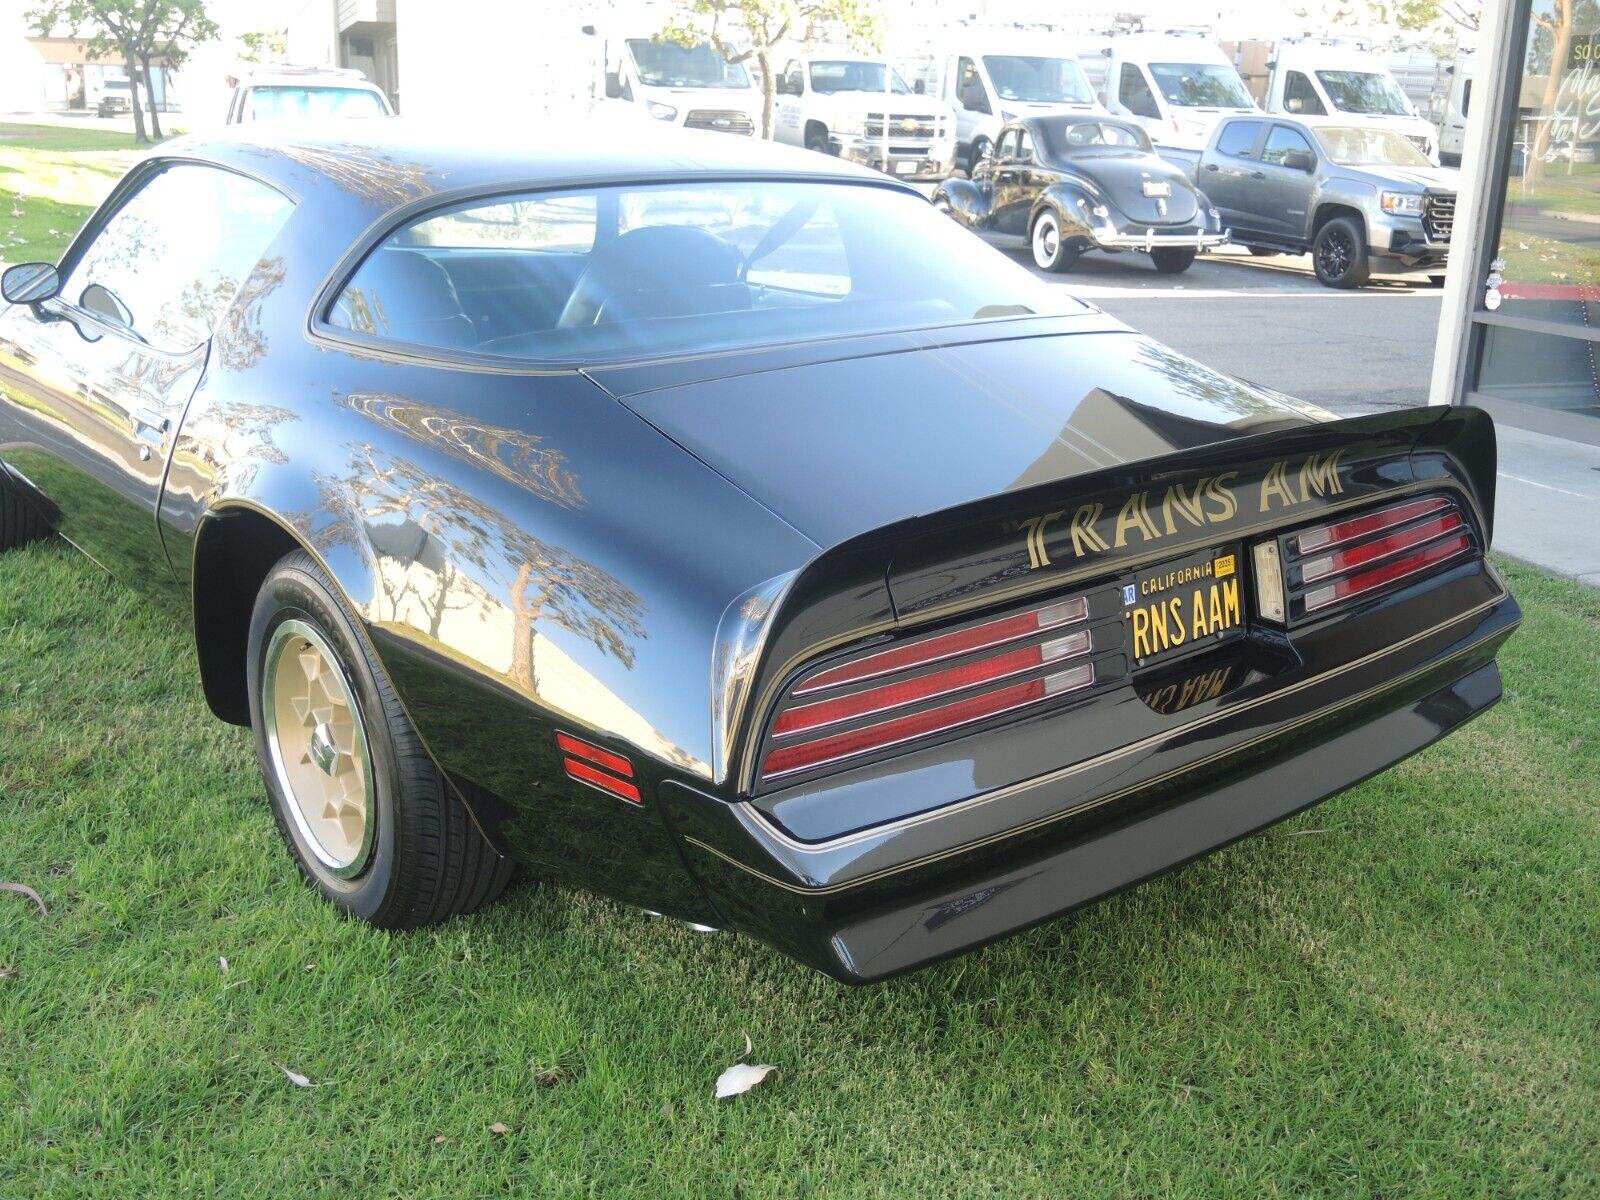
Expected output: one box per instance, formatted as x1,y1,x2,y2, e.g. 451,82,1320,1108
1275,495,1474,620
760,596,1094,783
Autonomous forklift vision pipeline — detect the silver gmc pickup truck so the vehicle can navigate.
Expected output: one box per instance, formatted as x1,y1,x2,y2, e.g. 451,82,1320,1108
1167,114,1459,288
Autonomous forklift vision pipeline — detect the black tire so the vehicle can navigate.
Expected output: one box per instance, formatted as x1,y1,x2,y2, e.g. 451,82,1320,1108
804,126,830,155
1030,209,1078,273
246,550,511,928
967,136,992,176
1429,274,1448,287
1246,246,1280,257
1151,247,1197,274
1312,216,1370,289
0,483,49,550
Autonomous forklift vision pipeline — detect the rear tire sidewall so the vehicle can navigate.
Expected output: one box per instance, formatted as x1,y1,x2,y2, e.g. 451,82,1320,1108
246,555,402,922
1313,217,1369,289
1151,247,1197,274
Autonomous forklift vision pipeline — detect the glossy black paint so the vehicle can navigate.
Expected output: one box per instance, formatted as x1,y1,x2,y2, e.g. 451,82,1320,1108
0,124,1518,980
933,115,1223,256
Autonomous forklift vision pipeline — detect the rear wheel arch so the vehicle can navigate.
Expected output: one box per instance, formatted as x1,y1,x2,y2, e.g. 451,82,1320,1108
191,506,313,726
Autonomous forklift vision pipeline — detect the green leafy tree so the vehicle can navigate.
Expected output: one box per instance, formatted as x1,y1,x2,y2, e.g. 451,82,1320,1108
660,0,882,139
237,28,286,64
27,0,217,144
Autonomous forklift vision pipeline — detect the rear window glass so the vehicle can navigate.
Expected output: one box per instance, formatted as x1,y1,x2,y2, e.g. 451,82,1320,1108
324,181,1082,364
245,85,388,120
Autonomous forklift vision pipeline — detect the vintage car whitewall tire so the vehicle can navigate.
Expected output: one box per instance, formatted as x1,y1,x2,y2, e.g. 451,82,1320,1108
1030,210,1077,273
246,550,511,927
0,485,49,550
1312,216,1371,289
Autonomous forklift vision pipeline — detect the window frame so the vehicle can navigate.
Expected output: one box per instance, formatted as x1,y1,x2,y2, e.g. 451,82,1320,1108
1260,123,1314,168
1118,63,1160,120
1282,70,1327,116
1214,119,1264,160
45,155,296,357
307,174,1082,373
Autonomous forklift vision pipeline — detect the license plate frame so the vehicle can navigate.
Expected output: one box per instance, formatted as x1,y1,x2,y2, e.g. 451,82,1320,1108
1122,544,1246,668
893,160,918,174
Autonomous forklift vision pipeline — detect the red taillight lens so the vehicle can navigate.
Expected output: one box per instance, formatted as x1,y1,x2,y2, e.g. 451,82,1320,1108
1288,495,1474,617
761,596,1095,783
556,732,641,804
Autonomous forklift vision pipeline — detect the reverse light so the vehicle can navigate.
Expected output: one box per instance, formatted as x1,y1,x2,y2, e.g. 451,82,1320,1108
1252,540,1286,623
1380,191,1424,215
762,595,1094,783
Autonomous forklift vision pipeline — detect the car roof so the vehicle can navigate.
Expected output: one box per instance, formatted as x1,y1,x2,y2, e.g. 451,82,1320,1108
153,118,909,222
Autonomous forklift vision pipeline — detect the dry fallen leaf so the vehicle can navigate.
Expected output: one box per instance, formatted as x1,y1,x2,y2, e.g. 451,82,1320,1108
715,1062,779,1100
0,883,47,917
488,1121,509,1135
0,966,16,981
433,1135,449,1146
273,1062,317,1088
219,956,229,974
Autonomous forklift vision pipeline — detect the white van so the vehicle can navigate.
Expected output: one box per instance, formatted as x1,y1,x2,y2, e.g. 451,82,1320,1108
1261,40,1439,162
1436,54,1473,166
601,34,762,136
930,42,1103,174
1098,32,1257,150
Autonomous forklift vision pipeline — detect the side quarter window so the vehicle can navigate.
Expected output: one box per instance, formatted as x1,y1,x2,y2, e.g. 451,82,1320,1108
1018,128,1036,162
1215,119,1263,159
783,62,803,95
1119,64,1159,119
60,164,292,353
995,128,1019,160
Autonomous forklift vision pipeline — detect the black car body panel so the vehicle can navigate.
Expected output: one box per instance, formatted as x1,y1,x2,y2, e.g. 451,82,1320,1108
0,124,1518,978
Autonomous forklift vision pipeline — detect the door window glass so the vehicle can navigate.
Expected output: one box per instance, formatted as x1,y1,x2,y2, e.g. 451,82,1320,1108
1283,71,1326,115
61,163,292,353
956,57,988,112
1215,120,1262,158
1119,64,1160,119
995,128,1019,160
1260,125,1313,166
1018,129,1036,161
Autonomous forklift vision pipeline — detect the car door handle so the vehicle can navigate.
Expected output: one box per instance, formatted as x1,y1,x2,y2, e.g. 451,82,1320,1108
1203,162,1219,171
132,407,169,436
1251,171,1266,180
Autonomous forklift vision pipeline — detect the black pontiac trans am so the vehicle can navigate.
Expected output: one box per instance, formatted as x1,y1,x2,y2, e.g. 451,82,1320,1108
0,124,1518,982
934,115,1228,274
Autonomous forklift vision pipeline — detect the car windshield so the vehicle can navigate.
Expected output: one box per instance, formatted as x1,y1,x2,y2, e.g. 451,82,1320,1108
1315,69,1412,116
245,85,387,120
627,39,749,88
1044,120,1151,156
1148,62,1252,108
808,61,911,94
982,55,1094,104
1314,125,1433,166
326,180,1083,365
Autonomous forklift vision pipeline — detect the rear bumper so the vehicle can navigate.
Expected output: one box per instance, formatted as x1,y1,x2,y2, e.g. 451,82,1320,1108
665,584,1518,982
1091,223,1230,252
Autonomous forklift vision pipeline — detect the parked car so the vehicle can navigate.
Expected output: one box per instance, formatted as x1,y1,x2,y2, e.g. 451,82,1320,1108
95,78,133,117
226,66,392,124
933,115,1228,274
598,32,761,136
774,49,955,179
1174,113,1457,288
0,124,1518,982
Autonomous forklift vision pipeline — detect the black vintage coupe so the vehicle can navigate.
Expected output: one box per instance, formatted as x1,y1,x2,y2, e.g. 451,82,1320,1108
934,115,1228,274
0,125,1517,982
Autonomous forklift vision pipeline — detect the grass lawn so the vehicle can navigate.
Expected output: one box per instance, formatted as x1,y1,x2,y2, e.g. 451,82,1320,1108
0,543,1595,1198
0,123,143,264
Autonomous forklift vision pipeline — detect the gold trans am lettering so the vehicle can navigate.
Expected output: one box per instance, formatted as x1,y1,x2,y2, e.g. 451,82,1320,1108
1023,455,1341,569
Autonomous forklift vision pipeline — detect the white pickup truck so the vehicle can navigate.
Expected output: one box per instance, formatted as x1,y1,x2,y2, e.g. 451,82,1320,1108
774,50,956,179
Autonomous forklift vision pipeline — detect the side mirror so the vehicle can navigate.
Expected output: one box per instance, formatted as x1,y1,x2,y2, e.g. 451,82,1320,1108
1283,148,1315,171
604,71,623,100
1,262,60,305
980,141,995,161
80,282,134,329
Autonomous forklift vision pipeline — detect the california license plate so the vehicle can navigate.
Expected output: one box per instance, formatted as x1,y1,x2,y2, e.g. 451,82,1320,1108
1123,545,1245,667
1142,180,1172,197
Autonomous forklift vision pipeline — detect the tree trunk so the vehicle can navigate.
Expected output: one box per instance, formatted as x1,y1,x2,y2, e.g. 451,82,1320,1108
140,53,163,139
122,44,149,144
1529,5,1574,186
758,48,776,140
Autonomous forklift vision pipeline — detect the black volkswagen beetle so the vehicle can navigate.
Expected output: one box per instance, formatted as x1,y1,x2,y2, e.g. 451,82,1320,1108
934,115,1228,274
0,124,1517,982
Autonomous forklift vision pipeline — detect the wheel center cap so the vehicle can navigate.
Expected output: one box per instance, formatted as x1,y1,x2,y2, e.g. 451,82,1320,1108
309,722,338,775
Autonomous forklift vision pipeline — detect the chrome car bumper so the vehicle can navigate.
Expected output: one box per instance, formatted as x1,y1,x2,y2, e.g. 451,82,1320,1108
1092,224,1231,252
831,135,954,179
